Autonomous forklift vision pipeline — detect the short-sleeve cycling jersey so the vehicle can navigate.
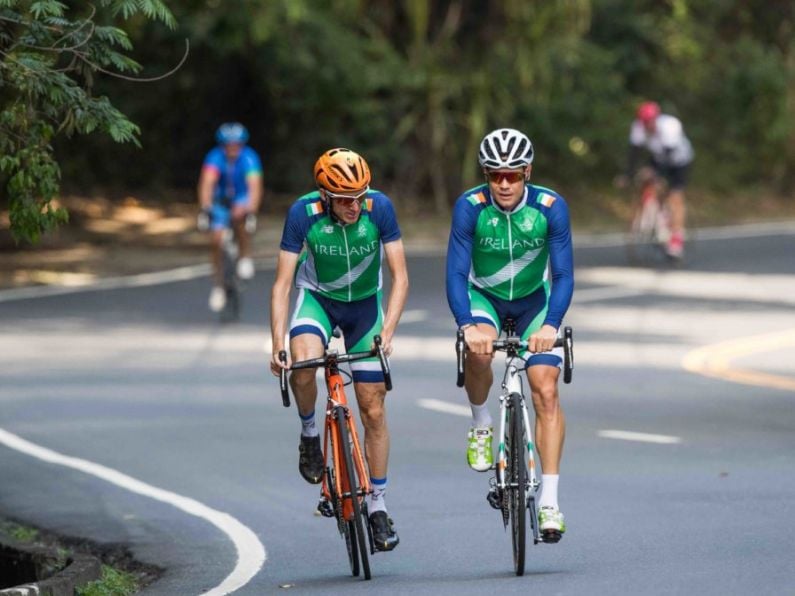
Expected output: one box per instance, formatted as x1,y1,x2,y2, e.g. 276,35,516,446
279,190,401,302
202,146,263,205
629,114,693,168
446,184,574,329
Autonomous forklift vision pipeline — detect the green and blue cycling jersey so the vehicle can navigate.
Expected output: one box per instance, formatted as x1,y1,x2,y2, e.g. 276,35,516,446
446,183,574,330
279,190,402,302
280,189,401,383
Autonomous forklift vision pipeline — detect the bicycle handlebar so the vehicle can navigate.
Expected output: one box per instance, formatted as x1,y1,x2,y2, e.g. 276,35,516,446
279,351,290,407
278,335,392,407
455,326,574,387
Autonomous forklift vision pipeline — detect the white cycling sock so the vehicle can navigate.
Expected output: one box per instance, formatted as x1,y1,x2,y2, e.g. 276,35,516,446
539,474,559,509
299,411,319,438
367,477,388,514
469,401,492,428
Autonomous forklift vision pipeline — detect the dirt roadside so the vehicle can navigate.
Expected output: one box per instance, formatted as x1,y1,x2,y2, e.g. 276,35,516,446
2,191,793,291
0,195,456,290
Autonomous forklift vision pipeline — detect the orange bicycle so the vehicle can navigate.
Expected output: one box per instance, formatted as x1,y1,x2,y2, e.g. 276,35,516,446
279,336,392,580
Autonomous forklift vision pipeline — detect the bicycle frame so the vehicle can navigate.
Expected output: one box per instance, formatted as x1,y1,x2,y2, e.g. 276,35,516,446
278,335,392,579
321,358,371,520
494,352,539,503
455,325,573,566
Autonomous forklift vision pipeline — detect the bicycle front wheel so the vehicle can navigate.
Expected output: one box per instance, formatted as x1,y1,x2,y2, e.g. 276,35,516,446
337,406,371,580
627,197,661,265
508,393,527,576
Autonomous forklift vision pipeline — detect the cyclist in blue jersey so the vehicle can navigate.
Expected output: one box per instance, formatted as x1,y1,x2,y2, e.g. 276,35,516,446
446,128,574,542
269,148,408,551
198,122,263,312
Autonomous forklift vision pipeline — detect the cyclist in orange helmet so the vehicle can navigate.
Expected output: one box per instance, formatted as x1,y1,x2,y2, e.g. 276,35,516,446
270,148,408,551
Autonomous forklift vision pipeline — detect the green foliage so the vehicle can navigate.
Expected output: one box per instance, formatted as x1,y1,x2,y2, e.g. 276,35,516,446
43,1,795,210
0,0,175,243
6,522,38,542
76,564,138,596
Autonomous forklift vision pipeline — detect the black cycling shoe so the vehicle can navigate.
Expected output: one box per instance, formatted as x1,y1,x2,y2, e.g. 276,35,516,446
298,435,323,484
369,511,399,552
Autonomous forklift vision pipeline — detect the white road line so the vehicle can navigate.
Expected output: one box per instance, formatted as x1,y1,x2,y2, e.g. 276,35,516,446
417,398,471,417
0,264,212,303
400,309,429,324
0,428,265,596
573,286,646,303
597,429,682,444
574,220,795,248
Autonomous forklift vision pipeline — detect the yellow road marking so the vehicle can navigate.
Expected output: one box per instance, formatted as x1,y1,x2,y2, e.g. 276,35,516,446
682,329,795,392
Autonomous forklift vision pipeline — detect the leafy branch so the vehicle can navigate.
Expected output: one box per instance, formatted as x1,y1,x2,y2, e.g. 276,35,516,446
0,0,178,243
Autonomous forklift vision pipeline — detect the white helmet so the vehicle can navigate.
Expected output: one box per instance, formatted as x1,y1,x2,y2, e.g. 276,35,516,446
478,128,534,169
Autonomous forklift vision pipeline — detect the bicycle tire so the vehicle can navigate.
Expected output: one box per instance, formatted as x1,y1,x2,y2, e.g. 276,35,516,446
326,431,359,577
337,406,371,580
627,193,661,265
509,393,526,576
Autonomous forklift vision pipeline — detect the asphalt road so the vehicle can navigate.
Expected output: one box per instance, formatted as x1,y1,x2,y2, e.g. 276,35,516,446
1,224,794,595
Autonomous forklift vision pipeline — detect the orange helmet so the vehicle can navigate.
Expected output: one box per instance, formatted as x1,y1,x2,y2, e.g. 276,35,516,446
314,148,371,193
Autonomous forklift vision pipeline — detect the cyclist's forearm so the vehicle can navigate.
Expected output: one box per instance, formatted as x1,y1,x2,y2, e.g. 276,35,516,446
201,169,217,210
626,144,642,178
247,175,263,212
270,282,291,351
382,274,408,336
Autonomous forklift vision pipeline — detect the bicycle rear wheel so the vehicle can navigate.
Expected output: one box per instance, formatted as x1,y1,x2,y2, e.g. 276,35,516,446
336,406,371,580
508,393,526,576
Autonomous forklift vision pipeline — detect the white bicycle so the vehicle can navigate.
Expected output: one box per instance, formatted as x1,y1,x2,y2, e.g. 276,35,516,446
456,319,573,575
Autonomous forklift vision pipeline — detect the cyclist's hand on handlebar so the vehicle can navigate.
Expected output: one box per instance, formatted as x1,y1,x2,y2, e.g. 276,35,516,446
376,330,394,357
464,325,494,355
270,350,291,376
197,209,211,232
529,324,558,353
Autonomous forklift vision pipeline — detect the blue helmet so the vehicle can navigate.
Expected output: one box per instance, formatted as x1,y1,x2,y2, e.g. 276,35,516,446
215,122,249,145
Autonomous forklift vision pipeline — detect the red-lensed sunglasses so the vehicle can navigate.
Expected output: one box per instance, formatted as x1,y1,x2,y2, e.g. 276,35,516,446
485,171,525,184
324,187,369,207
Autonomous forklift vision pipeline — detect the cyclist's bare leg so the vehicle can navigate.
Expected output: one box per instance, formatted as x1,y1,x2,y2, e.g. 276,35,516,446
231,205,251,258
353,382,389,478
463,324,498,406
289,333,325,417
210,229,225,287
667,188,686,235
527,365,565,474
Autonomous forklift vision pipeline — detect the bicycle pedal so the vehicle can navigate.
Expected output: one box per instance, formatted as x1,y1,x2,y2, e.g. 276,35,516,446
486,489,502,510
316,499,334,518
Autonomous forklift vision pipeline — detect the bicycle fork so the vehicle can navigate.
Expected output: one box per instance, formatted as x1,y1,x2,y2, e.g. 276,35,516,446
488,358,540,519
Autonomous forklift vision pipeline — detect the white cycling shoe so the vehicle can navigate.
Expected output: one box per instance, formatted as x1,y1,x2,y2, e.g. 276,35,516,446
236,257,255,280
209,286,226,312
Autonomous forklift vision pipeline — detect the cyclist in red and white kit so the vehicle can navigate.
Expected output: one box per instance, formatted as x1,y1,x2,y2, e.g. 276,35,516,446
625,101,694,259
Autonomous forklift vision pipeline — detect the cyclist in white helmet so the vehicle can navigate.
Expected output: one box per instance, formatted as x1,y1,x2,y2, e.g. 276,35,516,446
446,128,574,542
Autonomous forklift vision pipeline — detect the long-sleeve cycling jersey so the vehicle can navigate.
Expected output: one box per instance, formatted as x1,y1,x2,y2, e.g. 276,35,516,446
280,190,401,302
446,183,574,329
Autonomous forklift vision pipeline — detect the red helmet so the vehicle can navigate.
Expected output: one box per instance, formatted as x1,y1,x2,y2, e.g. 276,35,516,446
637,101,660,123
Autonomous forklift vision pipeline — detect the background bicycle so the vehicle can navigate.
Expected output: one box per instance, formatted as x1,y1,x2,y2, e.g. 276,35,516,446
197,209,255,322
456,322,574,576
626,168,674,265
279,335,392,581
